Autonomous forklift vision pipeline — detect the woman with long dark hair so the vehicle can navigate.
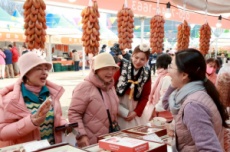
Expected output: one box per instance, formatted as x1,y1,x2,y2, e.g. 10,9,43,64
167,49,228,151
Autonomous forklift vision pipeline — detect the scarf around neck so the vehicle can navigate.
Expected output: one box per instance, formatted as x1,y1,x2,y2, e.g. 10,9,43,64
149,68,169,104
85,70,114,91
116,60,150,101
21,83,50,103
169,81,205,115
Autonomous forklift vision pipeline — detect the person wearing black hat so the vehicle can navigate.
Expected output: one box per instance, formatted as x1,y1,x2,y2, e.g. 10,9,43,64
99,44,107,54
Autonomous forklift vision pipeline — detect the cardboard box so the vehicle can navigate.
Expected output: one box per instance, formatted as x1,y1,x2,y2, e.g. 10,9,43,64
147,141,167,152
34,143,88,152
83,144,102,152
99,137,149,152
38,145,88,152
85,142,168,152
122,125,167,137
97,131,142,141
0,140,50,152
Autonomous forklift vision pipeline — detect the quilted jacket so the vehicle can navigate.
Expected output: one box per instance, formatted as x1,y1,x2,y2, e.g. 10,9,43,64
68,71,119,145
0,79,67,147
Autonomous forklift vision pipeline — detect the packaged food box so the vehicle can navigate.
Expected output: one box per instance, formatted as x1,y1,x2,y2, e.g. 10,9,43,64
97,131,142,141
122,125,167,137
99,137,149,152
147,141,167,152
85,142,168,152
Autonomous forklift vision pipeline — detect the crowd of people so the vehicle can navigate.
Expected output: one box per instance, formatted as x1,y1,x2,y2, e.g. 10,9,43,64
0,44,50,79
0,44,229,152
0,45,20,79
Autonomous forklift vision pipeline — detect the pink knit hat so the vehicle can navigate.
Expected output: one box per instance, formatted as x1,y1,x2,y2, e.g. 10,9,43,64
18,52,52,79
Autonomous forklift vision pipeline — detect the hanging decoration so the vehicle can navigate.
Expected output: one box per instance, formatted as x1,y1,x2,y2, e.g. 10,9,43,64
150,0,165,53
117,0,134,50
176,0,190,51
150,15,165,54
176,20,190,51
81,0,100,55
199,23,211,55
23,0,47,50
199,0,211,55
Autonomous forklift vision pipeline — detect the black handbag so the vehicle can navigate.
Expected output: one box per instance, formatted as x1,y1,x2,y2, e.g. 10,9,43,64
107,109,120,133
98,88,120,133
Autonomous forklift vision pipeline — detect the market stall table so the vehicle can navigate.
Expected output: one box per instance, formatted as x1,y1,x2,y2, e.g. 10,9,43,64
83,143,172,152
83,124,173,152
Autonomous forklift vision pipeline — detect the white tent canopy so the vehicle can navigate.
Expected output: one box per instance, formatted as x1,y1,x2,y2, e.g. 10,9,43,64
172,0,230,14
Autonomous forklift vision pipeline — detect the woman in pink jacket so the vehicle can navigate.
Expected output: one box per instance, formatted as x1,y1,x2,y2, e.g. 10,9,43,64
0,48,6,79
68,53,119,147
0,52,70,147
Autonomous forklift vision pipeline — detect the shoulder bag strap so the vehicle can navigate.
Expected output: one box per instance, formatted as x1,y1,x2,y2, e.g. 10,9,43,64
97,88,113,126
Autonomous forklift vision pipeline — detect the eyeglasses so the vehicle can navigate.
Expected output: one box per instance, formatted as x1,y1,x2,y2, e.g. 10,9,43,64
168,64,178,70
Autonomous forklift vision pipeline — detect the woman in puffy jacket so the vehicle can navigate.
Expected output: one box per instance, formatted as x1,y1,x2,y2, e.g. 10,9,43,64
0,52,70,147
68,53,119,147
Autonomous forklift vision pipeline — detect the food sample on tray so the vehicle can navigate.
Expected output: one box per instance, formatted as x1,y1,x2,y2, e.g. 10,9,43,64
98,131,142,141
123,126,167,137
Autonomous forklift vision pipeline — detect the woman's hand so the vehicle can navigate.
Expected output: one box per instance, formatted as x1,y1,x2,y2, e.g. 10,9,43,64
125,111,137,121
31,114,47,126
77,135,89,148
63,124,73,134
